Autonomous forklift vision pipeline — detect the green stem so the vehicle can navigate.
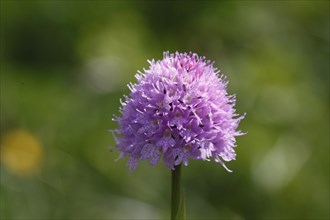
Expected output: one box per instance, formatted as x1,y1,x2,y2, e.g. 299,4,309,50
171,164,183,220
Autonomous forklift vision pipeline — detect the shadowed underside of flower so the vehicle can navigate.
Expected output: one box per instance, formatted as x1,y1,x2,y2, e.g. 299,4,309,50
112,52,245,172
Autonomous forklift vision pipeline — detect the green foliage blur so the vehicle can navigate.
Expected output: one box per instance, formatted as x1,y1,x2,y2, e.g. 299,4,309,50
1,1,329,219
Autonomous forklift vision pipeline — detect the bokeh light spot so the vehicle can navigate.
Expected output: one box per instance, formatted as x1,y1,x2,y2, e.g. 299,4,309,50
1,130,43,177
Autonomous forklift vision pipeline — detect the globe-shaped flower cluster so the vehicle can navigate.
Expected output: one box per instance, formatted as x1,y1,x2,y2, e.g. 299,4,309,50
112,52,245,172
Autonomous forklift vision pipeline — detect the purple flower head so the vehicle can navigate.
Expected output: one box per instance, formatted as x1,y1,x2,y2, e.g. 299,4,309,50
112,52,245,172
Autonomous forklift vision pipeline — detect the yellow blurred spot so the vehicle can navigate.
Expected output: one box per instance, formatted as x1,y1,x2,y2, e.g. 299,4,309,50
1,130,43,176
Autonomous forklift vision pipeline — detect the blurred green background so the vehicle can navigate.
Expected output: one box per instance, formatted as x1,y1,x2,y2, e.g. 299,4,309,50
0,1,329,219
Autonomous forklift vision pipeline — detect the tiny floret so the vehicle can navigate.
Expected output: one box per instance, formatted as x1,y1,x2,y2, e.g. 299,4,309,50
112,52,245,172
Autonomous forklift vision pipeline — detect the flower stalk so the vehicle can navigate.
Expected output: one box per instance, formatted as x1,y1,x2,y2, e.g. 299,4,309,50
171,164,185,220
